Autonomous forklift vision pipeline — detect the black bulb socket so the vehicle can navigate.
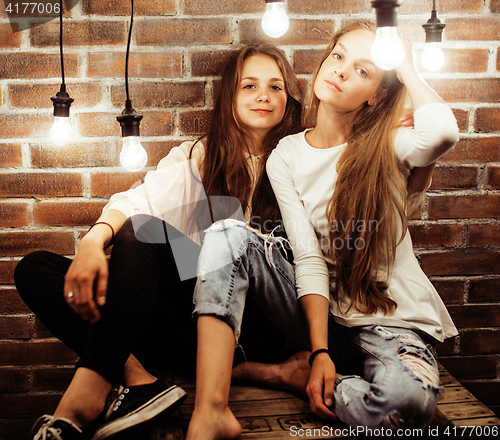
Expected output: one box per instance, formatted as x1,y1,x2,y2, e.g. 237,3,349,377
265,0,283,3
116,100,143,138
371,0,403,28
51,86,74,118
423,10,446,43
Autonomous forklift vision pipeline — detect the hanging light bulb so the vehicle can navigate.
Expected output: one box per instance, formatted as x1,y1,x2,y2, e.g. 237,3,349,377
262,0,289,39
50,0,74,145
117,0,147,172
120,136,147,172
50,86,74,145
370,0,406,70
421,1,446,71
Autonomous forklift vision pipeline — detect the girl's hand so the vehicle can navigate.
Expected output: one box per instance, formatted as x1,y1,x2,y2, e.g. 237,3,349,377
306,353,337,420
400,112,415,127
64,239,109,323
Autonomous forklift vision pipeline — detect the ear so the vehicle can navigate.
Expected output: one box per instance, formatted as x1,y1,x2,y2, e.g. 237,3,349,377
368,87,388,107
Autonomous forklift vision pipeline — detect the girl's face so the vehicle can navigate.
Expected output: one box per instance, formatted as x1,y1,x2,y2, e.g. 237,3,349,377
314,29,386,114
235,54,288,142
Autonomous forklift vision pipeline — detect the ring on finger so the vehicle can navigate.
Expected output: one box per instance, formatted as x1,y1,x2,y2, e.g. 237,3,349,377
67,291,74,299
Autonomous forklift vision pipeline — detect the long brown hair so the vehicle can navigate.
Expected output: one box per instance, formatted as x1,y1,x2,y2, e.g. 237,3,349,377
190,45,303,232
307,21,408,315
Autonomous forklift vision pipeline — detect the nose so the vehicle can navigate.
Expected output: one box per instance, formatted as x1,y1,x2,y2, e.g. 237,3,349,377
334,68,348,80
257,88,270,102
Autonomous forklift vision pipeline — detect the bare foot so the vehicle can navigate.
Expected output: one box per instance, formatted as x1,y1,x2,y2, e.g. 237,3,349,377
232,351,312,395
186,405,242,440
122,354,157,387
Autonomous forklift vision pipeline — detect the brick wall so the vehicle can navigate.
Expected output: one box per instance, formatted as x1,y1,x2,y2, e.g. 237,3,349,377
0,0,499,437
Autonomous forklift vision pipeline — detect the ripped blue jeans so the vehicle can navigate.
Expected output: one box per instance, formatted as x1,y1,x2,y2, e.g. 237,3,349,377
192,220,440,430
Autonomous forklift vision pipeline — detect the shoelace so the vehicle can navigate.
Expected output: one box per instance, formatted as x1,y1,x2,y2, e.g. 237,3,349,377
33,423,63,440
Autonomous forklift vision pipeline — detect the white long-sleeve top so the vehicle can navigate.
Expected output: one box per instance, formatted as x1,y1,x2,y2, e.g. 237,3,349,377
267,103,459,342
102,141,263,245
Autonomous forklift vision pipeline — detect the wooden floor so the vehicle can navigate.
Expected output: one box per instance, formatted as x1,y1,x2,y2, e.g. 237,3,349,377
142,364,500,439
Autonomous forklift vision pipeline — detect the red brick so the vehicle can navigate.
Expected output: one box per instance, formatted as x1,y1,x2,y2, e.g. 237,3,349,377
0,316,30,339
0,173,83,197
416,49,488,74
0,114,53,139
240,19,335,46
190,51,234,77
139,111,174,137
436,336,455,356
88,52,182,79
445,18,500,41
475,107,500,133
0,393,61,417
0,369,29,393
447,305,500,329
0,261,18,284
426,78,500,103
34,201,107,226
0,340,77,366
0,202,29,227
421,251,500,276
91,172,147,197
9,83,102,109
32,367,74,391
135,19,231,46
428,194,500,219
430,166,478,190
78,112,122,137
469,224,500,247
0,231,74,256
179,110,211,135
185,0,261,14
82,0,175,15
452,109,469,133
439,355,497,380
487,166,500,189
441,137,500,163
0,53,78,79
461,330,500,355
401,0,483,14
294,49,324,75
289,0,368,14
144,141,178,166
430,279,464,304
30,21,127,47
469,279,500,303
0,288,31,314
0,23,20,48
111,83,205,109
409,223,463,248
31,142,120,168
0,143,23,167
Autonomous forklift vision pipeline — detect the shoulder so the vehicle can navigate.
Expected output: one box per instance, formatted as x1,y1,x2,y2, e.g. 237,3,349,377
156,140,205,170
269,131,307,164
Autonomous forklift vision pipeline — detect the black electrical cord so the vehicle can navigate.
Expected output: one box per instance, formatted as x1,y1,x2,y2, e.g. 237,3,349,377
124,0,134,106
58,0,65,88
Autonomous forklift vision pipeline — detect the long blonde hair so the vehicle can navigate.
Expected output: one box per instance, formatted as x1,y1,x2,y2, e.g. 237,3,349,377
306,20,409,315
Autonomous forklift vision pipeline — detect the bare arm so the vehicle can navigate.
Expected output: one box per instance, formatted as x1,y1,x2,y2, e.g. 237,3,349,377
64,209,127,322
300,294,337,420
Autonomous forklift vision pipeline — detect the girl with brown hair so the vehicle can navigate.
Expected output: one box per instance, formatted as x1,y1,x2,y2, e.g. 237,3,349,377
15,44,302,440
188,20,458,439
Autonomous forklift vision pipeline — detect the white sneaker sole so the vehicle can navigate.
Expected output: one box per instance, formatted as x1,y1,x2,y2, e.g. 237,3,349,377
92,385,187,440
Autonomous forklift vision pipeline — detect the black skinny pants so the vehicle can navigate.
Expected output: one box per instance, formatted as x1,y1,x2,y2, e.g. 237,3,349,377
14,215,288,384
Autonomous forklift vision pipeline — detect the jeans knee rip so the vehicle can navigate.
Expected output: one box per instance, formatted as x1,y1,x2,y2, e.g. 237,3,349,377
247,223,290,270
397,350,440,389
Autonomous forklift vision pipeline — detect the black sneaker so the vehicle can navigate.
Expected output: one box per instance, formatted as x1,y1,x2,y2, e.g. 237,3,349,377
32,415,84,440
91,379,187,440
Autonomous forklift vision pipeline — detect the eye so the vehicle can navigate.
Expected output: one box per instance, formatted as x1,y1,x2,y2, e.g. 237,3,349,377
271,85,283,91
357,68,368,77
243,84,255,89
332,53,343,60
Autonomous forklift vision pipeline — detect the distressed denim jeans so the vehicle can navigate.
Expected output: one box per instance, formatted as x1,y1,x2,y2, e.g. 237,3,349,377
192,220,440,430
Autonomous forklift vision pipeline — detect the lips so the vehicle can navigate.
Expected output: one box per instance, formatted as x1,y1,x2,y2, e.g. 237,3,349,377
325,80,342,92
251,109,273,114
